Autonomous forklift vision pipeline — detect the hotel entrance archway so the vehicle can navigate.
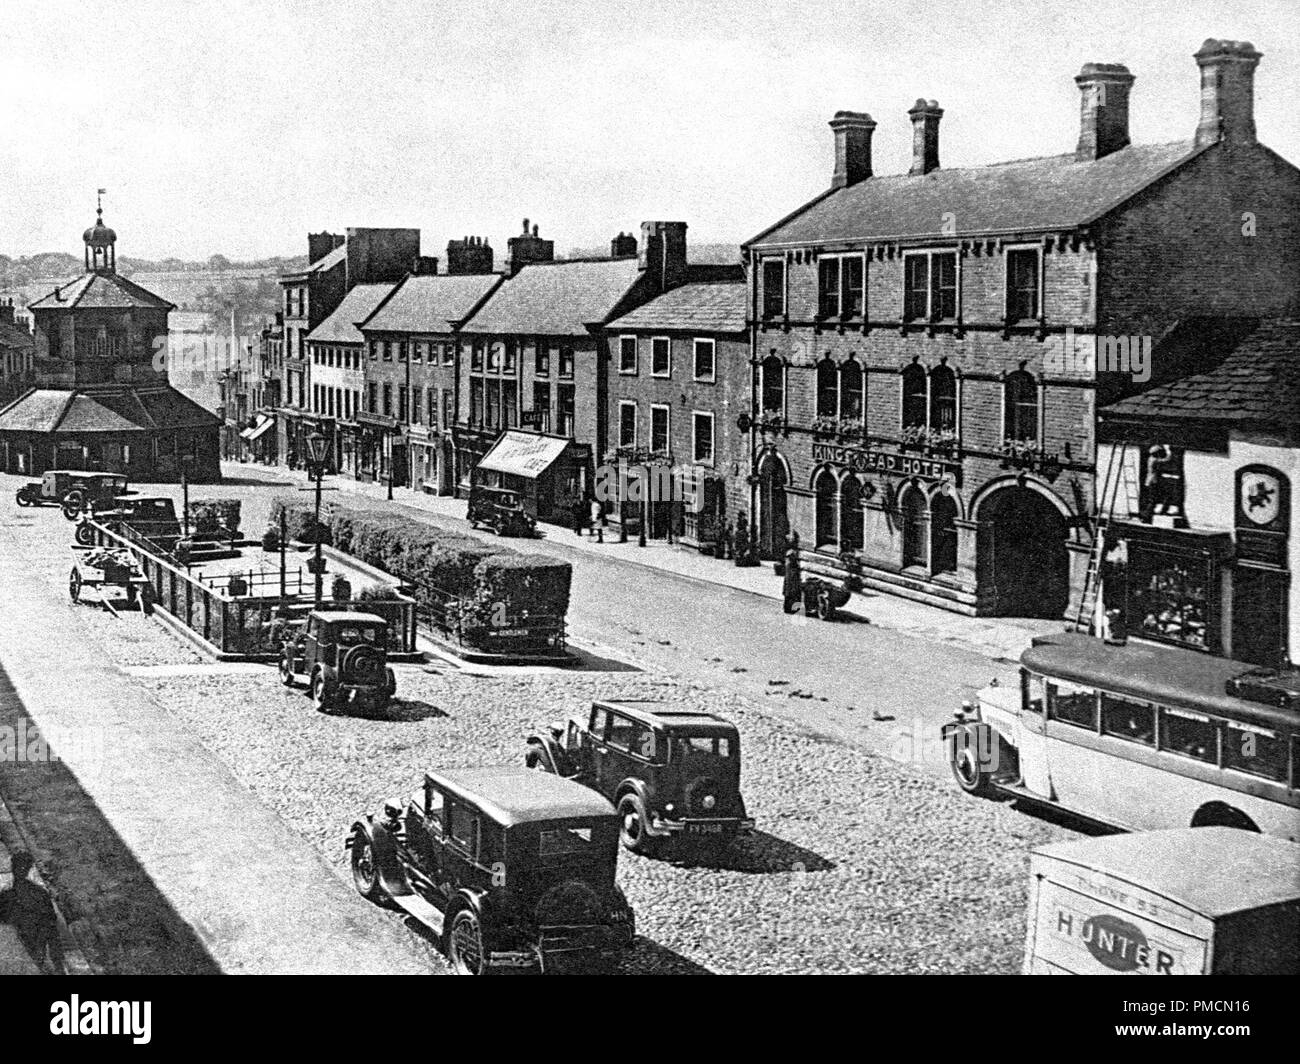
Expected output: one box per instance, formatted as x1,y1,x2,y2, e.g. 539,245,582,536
756,450,789,558
979,484,1070,618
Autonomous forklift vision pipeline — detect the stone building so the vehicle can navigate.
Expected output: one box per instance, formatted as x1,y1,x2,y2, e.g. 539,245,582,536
741,39,1300,619
0,205,221,480
0,299,34,407
604,266,749,547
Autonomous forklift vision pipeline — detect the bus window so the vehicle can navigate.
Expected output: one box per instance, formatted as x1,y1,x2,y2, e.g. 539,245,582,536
1047,681,1096,729
1222,723,1288,782
1021,670,1044,714
1159,706,1217,764
1100,693,1155,746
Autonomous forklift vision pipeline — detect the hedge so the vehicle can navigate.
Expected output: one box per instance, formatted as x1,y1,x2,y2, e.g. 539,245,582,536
269,496,571,625
189,499,242,538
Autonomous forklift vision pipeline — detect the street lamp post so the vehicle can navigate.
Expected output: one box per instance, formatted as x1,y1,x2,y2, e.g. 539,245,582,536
180,453,195,536
306,430,328,607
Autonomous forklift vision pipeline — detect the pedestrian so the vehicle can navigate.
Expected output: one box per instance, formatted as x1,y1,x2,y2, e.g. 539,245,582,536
571,495,587,537
0,851,66,975
782,540,803,613
589,497,603,535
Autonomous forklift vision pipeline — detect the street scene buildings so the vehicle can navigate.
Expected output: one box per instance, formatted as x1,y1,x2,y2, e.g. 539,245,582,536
1,8,1298,989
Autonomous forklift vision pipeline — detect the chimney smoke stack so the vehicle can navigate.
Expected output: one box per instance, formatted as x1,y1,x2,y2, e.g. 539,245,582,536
1074,63,1135,161
1195,39,1262,147
908,100,942,176
829,111,876,188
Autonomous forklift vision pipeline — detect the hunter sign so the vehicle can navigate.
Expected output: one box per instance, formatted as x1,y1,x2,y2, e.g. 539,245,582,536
811,442,960,486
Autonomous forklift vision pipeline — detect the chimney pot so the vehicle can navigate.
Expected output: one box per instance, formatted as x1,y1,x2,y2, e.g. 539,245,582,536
1074,63,1135,161
907,100,943,175
1195,39,1262,147
829,110,877,189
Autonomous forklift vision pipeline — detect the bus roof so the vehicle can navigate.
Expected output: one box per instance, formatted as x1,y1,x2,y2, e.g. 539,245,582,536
1021,633,1298,731
1033,827,1300,918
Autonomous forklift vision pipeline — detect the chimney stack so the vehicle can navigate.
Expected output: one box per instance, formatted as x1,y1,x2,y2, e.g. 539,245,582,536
308,231,345,265
638,221,688,291
1194,39,1262,147
506,219,555,276
829,111,877,188
1074,63,1135,161
610,231,638,258
411,255,440,276
908,100,942,175
446,236,494,274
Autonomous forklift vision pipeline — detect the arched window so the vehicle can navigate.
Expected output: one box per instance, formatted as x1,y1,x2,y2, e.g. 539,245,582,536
901,485,928,569
930,364,957,433
902,363,927,431
816,358,839,419
1004,370,1038,442
930,492,957,574
839,475,863,550
814,468,838,549
840,360,863,422
761,355,784,416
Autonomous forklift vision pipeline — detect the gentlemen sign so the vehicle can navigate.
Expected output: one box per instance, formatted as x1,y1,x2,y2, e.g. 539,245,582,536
812,442,960,485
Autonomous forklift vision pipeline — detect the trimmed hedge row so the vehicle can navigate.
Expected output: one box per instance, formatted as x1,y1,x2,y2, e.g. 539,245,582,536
189,499,242,538
269,496,572,625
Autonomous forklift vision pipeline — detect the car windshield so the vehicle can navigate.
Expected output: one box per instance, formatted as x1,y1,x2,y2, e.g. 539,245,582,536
539,824,595,857
336,625,382,646
670,736,734,761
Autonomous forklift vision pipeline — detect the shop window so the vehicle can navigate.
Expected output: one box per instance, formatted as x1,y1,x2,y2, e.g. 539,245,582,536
814,468,838,549
840,360,863,421
816,358,839,418
1100,693,1155,746
1003,370,1037,443
1222,723,1287,782
1047,681,1096,728
762,259,785,320
902,363,927,431
1128,549,1210,651
761,355,784,415
930,364,957,432
1159,707,1217,764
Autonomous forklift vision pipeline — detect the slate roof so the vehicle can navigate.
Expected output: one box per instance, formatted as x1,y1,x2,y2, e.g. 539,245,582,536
282,243,346,281
360,273,501,335
1101,320,1300,428
463,258,643,336
305,283,395,345
746,140,1206,248
27,271,175,312
607,276,747,334
0,386,219,433
0,320,33,351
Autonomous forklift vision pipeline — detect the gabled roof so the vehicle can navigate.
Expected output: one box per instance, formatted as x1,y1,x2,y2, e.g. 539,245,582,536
746,140,1206,248
360,273,501,335
27,271,175,312
463,258,643,336
607,273,747,334
1101,320,1300,429
305,283,395,345
0,386,219,434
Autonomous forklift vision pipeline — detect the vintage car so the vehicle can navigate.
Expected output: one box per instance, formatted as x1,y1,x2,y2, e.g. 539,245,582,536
75,496,181,545
348,765,636,974
467,485,535,537
14,470,130,516
279,610,397,712
525,700,754,855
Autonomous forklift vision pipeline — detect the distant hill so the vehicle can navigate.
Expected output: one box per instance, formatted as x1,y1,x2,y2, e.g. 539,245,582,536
0,251,307,299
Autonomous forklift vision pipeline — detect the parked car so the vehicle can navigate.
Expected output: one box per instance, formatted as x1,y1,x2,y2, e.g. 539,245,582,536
525,700,754,855
14,470,130,517
467,485,535,537
347,765,636,974
75,496,181,545
279,610,396,712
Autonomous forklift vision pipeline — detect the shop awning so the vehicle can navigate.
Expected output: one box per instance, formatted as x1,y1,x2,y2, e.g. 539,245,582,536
477,430,570,479
241,418,275,441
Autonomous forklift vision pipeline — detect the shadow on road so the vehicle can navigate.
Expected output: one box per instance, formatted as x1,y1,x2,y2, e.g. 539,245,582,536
563,646,641,672
1007,797,1121,838
663,829,836,874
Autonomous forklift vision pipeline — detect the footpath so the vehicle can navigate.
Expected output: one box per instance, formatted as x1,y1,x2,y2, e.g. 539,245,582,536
226,460,1055,665
0,516,433,974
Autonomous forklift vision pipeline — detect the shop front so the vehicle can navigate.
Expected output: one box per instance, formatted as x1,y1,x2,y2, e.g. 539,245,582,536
475,429,589,526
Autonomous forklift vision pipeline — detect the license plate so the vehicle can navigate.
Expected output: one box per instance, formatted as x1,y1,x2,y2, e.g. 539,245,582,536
688,823,723,834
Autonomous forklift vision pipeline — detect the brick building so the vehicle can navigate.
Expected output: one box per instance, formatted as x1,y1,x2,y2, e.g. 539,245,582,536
604,266,748,547
275,227,421,467
453,221,684,516
741,39,1300,619
0,299,34,407
1099,319,1300,668
357,257,500,493
303,282,396,477
0,205,220,480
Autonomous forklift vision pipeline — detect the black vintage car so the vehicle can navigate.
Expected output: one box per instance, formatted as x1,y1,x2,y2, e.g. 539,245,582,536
348,766,635,974
279,610,397,713
15,470,131,518
74,495,181,545
467,485,535,537
526,700,754,856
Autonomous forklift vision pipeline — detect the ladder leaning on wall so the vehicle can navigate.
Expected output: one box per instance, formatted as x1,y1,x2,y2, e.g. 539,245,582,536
1073,440,1139,635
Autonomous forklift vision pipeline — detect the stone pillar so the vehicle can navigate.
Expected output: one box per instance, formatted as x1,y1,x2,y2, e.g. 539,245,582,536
951,517,981,594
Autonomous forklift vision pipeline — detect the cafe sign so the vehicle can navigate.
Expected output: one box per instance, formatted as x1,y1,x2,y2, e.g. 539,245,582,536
812,442,960,486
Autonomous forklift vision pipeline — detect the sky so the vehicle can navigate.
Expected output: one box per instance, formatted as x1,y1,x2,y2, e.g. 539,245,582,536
2,0,1297,261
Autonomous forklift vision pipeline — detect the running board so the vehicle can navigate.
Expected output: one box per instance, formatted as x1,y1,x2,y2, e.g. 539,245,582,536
389,892,445,938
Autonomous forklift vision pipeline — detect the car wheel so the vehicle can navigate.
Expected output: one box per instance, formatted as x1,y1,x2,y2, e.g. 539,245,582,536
618,794,657,856
349,828,386,903
278,656,296,687
74,522,96,546
311,669,334,713
949,724,995,797
61,491,85,520
68,568,82,603
447,909,487,976
16,491,31,507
